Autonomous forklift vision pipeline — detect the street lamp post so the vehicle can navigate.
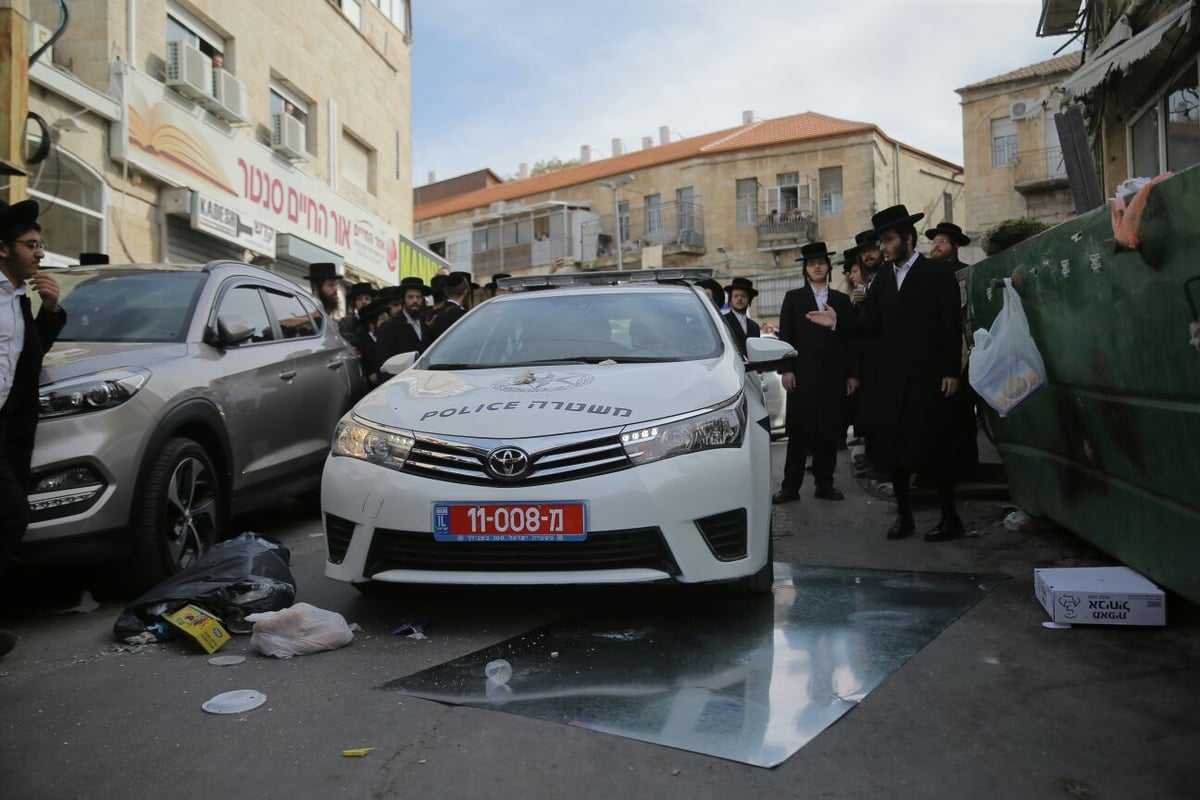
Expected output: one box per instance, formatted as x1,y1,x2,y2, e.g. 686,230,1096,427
593,174,636,270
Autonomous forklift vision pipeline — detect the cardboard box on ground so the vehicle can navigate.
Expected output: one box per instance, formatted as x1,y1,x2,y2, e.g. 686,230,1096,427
1035,567,1166,627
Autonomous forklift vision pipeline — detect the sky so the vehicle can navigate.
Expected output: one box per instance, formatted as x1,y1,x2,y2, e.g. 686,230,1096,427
410,1,1081,186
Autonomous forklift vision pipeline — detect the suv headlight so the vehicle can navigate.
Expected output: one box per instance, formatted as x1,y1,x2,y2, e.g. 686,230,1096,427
621,395,746,465
332,416,415,471
39,367,151,418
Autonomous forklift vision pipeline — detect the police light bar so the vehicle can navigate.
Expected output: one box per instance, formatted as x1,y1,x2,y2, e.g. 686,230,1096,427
497,268,714,292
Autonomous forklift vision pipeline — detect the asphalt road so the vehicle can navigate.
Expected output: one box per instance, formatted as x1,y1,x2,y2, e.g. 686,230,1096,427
2,443,1198,800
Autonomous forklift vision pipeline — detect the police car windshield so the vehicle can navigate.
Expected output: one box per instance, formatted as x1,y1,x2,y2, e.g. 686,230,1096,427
422,290,722,368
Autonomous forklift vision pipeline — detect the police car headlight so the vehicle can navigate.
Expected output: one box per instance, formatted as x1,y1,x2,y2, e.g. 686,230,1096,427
621,396,745,465
332,417,415,470
39,367,151,418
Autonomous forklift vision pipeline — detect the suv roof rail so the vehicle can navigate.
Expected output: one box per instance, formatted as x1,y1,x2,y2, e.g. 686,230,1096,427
498,268,714,292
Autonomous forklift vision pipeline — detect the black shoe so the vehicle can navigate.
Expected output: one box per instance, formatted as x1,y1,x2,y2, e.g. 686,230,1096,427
886,515,915,539
814,486,845,501
0,629,16,658
772,489,801,505
925,516,965,542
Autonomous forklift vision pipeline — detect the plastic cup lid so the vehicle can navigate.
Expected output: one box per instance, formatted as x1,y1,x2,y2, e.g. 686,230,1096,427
202,689,267,714
208,655,246,667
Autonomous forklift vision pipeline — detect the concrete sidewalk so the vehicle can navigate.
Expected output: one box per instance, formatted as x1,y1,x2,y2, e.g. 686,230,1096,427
766,438,1200,798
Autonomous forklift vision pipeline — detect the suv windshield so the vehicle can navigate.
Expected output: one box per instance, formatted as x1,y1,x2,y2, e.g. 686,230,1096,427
54,270,207,343
423,290,723,368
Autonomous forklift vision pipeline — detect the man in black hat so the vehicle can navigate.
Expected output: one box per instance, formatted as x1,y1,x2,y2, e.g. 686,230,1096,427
855,229,884,278
772,242,855,504
339,282,374,340
0,199,66,657
696,278,725,312
426,271,471,343
722,277,760,357
806,204,965,542
351,298,391,386
485,273,512,299
376,276,433,362
306,262,343,318
925,221,979,471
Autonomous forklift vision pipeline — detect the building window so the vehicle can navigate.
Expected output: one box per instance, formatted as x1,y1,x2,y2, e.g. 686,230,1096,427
1165,65,1200,173
819,167,843,217
676,186,694,230
446,241,462,261
166,2,225,60
337,0,363,28
645,194,662,233
991,118,1018,167
341,128,376,195
618,200,631,244
269,80,313,155
372,0,411,35
735,178,758,227
943,192,954,223
1130,106,1160,178
29,147,106,266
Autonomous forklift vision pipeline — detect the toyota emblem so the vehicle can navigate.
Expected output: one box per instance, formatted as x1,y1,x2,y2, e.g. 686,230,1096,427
487,447,530,480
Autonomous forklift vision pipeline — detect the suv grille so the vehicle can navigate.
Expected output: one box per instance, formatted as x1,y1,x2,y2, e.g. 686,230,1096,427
695,509,748,560
364,526,679,575
404,431,630,486
325,513,356,564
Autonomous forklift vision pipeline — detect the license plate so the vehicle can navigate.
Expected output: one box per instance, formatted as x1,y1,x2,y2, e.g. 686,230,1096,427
432,502,588,541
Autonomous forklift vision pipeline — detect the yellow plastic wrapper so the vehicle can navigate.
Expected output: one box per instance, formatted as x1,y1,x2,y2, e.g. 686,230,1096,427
341,748,375,757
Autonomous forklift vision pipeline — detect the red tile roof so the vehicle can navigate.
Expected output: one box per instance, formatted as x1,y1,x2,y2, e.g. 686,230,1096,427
957,51,1083,92
415,111,960,221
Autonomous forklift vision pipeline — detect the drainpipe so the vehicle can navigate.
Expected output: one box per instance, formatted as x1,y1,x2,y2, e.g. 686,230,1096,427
127,0,136,66
894,142,901,204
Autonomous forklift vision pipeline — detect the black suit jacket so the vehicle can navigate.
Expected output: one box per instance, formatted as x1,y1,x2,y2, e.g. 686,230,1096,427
834,254,961,470
723,311,760,357
426,300,466,344
1,295,67,480
777,285,853,437
375,313,425,363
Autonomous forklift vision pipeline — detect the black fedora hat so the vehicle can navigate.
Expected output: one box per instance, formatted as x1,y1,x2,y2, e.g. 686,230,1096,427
305,262,342,281
839,246,863,274
794,241,837,264
399,275,433,296
854,229,880,247
376,285,405,304
696,278,725,308
485,272,512,290
722,276,757,299
447,271,476,290
0,198,40,232
347,281,374,299
357,298,390,322
924,221,970,247
867,204,925,238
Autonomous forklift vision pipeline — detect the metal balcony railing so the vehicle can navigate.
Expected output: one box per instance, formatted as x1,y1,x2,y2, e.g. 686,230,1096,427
581,201,705,263
1013,146,1068,189
755,211,818,250
472,235,571,274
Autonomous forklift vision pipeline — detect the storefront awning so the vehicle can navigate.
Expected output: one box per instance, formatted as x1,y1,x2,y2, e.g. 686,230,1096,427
1061,2,1195,98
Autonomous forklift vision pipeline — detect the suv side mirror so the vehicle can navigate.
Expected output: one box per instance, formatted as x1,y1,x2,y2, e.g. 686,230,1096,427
214,314,255,346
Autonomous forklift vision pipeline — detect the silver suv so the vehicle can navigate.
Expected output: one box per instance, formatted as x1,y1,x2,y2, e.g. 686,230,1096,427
24,261,365,587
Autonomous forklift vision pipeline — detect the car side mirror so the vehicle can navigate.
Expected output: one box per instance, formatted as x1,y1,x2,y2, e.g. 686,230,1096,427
744,336,796,372
214,314,255,347
380,351,418,376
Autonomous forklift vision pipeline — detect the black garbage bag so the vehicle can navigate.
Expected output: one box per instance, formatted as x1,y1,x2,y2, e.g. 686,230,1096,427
113,532,296,642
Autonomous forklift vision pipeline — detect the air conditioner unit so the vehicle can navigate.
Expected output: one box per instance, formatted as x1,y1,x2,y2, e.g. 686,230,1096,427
1010,99,1039,120
165,40,213,101
271,111,307,159
29,22,54,63
211,69,249,125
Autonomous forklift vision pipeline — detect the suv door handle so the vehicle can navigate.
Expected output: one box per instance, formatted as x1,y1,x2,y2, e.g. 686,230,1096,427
279,370,297,380
327,358,344,370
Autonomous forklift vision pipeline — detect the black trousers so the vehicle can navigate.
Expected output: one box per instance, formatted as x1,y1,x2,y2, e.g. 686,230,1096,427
0,442,31,578
781,430,837,492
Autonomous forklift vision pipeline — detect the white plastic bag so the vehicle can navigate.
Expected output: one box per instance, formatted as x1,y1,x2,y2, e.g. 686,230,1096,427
246,602,354,658
968,279,1046,417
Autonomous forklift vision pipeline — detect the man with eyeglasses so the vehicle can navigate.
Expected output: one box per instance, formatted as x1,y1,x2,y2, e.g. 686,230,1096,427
0,199,66,657
806,204,965,544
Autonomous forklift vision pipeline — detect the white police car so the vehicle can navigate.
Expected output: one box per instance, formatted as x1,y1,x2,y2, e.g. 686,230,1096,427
321,270,794,593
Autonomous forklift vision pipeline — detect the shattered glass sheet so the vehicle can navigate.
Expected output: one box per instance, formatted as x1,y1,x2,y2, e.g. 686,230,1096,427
382,565,1003,767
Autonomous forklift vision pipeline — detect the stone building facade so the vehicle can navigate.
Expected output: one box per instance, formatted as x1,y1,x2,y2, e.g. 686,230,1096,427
21,0,423,285
413,112,963,321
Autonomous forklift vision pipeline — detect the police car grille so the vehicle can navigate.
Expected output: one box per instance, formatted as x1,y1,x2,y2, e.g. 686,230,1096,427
403,433,630,485
365,526,680,575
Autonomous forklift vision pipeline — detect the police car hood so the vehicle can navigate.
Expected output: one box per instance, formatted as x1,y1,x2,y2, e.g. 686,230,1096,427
353,360,742,437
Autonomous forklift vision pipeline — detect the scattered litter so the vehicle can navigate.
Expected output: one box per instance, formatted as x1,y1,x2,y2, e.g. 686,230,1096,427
202,689,267,714
309,533,324,538
114,533,296,644
484,659,512,684
1042,621,1073,630
1004,510,1032,531
550,651,559,658
485,678,512,704
124,632,157,646
671,769,681,777
392,621,428,639
1035,567,1166,627
59,590,99,615
163,604,229,654
349,623,363,632
247,602,355,658
208,654,246,666
417,758,427,765
341,748,375,757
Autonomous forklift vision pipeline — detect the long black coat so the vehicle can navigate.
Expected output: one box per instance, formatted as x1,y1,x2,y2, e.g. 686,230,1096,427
375,313,425,363
426,300,466,345
1,297,66,480
777,285,853,438
834,255,961,471
723,311,760,357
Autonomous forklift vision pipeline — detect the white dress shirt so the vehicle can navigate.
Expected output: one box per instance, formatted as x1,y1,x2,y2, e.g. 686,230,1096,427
811,284,829,310
731,310,749,334
0,277,28,410
893,251,920,291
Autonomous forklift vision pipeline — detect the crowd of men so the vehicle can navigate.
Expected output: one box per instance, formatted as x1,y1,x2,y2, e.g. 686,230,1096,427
768,205,977,545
